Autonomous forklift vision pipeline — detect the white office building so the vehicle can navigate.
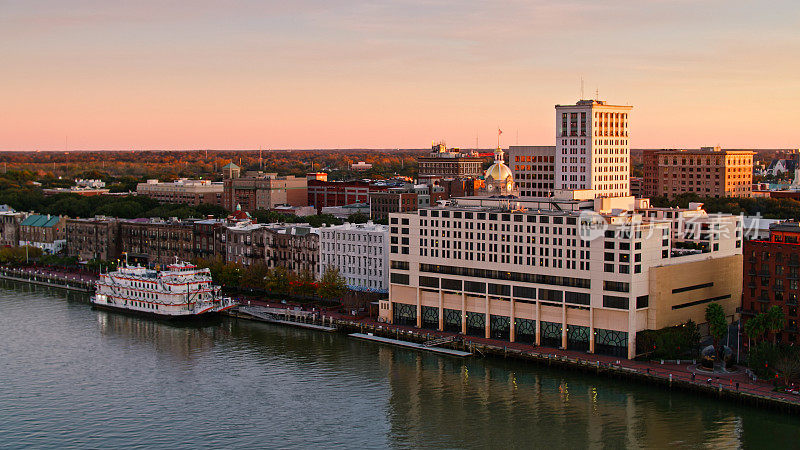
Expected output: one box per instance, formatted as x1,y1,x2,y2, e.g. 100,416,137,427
555,100,632,198
319,221,389,293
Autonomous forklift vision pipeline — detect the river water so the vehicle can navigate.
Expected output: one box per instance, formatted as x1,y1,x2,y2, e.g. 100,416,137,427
0,282,797,449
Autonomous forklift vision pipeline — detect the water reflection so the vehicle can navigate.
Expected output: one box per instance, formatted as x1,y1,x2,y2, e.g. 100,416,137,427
1,282,798,449
377,348,792,448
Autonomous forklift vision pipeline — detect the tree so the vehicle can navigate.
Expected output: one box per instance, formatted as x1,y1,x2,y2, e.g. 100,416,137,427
766,305,786,344
240,262,269,291
317,267,346,300
265,266,291,294
346,212,370,224
705,303,728,349
774,346,800,386
292,269,317,298
744,315,766,348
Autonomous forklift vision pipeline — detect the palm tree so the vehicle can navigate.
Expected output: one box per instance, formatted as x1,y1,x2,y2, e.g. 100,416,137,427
766,306,786,344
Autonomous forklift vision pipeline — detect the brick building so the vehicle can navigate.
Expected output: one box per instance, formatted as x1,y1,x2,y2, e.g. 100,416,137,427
369,190,418,221
643,147,754,199
137,179,223,206
0,210,26,248
223,171,307,213
265,225,319,275
224,222,266,267
19,214,67,254
742,222,800,344
417,143,485,185
193,218,227,261
65,216,122,261
119,218,195,266
307,179,385,210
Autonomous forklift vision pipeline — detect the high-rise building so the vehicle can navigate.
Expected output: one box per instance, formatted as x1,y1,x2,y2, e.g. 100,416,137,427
555,100,632,198
642,147,754,199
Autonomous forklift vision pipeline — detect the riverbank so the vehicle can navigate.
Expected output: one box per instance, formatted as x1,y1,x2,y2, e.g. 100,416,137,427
5,266,799,413
229,297,800,414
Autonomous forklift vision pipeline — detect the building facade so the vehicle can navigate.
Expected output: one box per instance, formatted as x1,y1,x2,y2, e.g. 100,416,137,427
742,222,800,344
381,197,743,359
369,190,418,221
0,210,26,248
225,222,266,267
307,180,385,210
265,225,319,275
642,147,754,199
223,172,308,213
555,100,632,198
508,146,556,197
65,216,122,261
119,219,195,266
137,179,223,206
319,222,389,293
19,214,67,254
417,143,485,185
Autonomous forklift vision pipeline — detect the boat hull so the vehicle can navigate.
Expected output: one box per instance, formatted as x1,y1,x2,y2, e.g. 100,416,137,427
90,301,222,322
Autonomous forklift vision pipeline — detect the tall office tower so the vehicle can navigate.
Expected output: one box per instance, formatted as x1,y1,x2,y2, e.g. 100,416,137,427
555,100,632,198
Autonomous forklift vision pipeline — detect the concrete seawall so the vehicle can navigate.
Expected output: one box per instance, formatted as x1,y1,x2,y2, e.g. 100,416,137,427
0,268,95,293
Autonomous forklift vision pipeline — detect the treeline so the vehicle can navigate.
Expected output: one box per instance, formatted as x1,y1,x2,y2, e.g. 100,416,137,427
0,187,228,219
651,193,800,220
195,257,346,300
0,149,428,181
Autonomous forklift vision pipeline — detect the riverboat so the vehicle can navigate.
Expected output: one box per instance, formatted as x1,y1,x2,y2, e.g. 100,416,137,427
90,259,236,318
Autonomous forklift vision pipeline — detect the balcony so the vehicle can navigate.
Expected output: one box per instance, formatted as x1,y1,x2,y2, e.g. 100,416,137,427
757,297,771,303
740,309,757,317
759,271,771,277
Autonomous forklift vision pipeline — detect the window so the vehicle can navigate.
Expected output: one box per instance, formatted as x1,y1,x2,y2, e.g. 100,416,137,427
603,295,629,309
390,273,409,285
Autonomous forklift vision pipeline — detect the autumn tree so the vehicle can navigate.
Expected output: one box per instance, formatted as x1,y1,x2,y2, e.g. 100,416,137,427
317,267,346,300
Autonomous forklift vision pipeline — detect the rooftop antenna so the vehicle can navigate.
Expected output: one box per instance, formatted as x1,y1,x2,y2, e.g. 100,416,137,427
595,88,600,101
580,76,584,100
516,129,519,145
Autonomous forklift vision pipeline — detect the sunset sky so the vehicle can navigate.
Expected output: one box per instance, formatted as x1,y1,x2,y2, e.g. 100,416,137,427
2,0,799,151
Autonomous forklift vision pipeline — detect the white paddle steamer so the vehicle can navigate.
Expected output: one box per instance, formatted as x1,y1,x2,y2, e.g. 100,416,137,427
91,259,235,318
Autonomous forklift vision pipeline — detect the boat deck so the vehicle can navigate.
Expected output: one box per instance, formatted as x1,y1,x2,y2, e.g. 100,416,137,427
349,333,472,357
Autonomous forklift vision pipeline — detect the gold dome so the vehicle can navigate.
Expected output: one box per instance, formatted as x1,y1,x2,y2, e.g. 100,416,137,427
485,162,513,182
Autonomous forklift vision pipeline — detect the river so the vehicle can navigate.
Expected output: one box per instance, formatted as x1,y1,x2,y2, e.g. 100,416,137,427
0,281,797,448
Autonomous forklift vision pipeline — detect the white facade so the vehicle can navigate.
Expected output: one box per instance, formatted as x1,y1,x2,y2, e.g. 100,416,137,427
19,239,66,255
384,198,743,358
319,221,389,293
555,100,632,198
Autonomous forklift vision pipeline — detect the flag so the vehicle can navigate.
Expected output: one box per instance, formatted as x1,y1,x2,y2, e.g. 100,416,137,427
498,128,503,135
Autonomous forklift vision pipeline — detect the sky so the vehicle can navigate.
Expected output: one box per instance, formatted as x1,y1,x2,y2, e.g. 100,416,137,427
2,0,799,151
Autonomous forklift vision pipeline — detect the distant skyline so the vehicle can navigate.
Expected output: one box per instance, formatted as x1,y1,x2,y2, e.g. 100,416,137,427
2,1,799,151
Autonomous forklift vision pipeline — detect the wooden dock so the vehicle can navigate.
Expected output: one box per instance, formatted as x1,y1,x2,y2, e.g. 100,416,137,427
233,305,337,332
349,333,472,357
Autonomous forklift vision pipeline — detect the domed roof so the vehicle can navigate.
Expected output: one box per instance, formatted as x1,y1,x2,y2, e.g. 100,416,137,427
485,162,513,181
